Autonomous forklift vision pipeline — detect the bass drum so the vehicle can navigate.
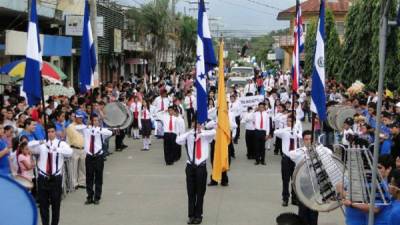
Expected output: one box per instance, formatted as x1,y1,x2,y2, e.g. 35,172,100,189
327,105,356,131
292,155,345,212
0,174,37,225
103,102,131,129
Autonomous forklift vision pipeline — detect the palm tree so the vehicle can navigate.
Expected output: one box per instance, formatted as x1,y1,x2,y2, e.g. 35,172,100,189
126,0,173,76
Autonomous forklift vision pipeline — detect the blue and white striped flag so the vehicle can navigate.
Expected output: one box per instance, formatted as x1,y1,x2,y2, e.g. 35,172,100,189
196,0,217,124
23,0,43,106
79,0,97,93
310,0,327,121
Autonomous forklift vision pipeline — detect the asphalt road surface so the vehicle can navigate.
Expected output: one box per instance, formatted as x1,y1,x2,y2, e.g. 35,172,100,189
57,131,345,225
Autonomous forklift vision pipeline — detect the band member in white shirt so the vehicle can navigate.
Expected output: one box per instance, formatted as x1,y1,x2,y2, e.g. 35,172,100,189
253,102,271,165
289,130,320,225
77,115,113,205
162,106,179,165
229,94,242,145
264,75,275,91
241,107,255,159
129,96,142,139
153,89,170,113
184,90,196,128
244,78,257,96
138,100,153,151
176,120,216,225
274,116,301,207
174,105,186,162
28,123,73,225
274,104,287,155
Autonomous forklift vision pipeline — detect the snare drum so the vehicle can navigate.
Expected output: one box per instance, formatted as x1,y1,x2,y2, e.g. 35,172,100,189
0,174,38,225
14,175,34,190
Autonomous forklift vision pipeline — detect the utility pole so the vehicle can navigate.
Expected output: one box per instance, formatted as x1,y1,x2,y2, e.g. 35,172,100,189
89,0,99,86
368,0,394,224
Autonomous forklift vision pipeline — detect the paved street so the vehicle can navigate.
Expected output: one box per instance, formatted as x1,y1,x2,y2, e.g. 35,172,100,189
56,131,345,225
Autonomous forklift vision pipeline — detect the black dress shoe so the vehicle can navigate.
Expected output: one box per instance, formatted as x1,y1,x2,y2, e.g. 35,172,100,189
93,200,100,205
261,161,266,165
208,181,218,186
291,199,299,206
85,199,94,205
254,161,260,165
192,218,202,224
282,200,288,207
221,182,229,187
187,217,195,224
274,152,279,155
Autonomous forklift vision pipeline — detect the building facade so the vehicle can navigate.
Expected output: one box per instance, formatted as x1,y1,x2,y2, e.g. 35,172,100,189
276,0,351,72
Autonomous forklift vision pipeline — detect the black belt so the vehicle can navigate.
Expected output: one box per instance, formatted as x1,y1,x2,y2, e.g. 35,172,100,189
87,151,103,157
187,161,206,168
39,174,62,180
71,145,84,150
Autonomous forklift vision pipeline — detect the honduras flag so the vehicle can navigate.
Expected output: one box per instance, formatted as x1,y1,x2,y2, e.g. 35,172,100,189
79,0,97,93
23,0,42,107
310,0,327,121
196,0,217,124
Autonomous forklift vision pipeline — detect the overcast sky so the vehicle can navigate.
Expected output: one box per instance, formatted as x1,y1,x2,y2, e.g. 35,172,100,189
116,0,296,36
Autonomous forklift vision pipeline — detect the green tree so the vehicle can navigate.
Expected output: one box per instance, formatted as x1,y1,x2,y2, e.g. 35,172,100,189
325,9,343,80
304,19,317,77
341,0,399,88
126,0,173,75
176,15,197,72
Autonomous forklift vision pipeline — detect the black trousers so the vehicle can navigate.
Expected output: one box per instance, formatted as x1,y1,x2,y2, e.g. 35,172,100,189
186,163,207,219
86,154,104,201
233,116,240,143
281,155,296,202
245,130,255,159
115,129,126,149
186,108,195,129
209,140,231,184
275,137,282,155
298,201,319,225
175,145,182,162
38,175,62,225
163,132,177,164
254,130,267,163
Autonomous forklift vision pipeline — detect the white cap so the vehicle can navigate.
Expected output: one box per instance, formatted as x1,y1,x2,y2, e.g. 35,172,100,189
396,102,400,108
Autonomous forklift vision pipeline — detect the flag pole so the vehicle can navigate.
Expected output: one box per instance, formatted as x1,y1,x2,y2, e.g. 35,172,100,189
368,0,391,224
28,0,48,140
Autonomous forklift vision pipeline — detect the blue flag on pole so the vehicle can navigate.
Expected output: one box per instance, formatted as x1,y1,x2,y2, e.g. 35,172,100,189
23,0,42,106
397,5,400,26
79,0,97,93
310,0,327,121
196,0,217,124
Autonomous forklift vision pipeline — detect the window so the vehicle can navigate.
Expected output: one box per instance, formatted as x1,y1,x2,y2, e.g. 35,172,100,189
336,21,345,35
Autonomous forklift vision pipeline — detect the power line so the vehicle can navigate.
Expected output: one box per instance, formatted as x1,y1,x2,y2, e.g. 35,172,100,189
218,0,277,16
245,0,282,11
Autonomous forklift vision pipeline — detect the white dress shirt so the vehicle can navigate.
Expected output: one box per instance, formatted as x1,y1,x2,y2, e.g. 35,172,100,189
273,112,287,129
184,95,197,110
274,127,302,157
263,77,275,89
241,111,255,130
76,126,113,155
28,138,73,176
244,83,256,95
253,111,270,135
176,115,186,135
162,114,179,134
342,128,354,146
229,100,242,118
176,129,216,165
153,96,170,112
